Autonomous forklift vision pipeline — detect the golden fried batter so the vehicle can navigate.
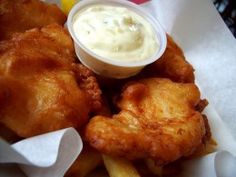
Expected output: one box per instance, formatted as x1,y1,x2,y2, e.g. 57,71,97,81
0,24,102,137
141,35,194,83
85,78,206,165
0,0,66,40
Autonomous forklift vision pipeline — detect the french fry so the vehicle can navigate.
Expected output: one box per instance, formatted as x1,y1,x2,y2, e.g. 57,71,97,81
102,155,141,177
65,146,102,177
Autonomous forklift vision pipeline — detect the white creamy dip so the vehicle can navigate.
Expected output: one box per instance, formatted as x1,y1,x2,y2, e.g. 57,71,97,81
72,4,159,62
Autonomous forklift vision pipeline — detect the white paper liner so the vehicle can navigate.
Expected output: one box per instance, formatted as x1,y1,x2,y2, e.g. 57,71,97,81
0,128,82,177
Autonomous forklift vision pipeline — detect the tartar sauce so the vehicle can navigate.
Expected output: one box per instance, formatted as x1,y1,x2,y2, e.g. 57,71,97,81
72,5,159,62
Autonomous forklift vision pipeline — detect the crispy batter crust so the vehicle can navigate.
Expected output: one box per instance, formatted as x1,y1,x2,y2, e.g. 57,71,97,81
141,35,195,83
0,24,102,137
0,0,66,40
85,78,206,165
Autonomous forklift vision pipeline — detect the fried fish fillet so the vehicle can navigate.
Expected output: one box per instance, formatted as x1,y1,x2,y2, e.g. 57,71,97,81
141,35,194,83
85,78,206,165
0,0,66,40
0,24,102,137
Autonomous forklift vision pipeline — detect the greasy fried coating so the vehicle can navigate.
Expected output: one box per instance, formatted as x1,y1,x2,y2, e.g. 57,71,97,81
0,24,102,137
195,99,209,112
0,0,66,40
85,78,206,165
141,35,194,83
72,64,102,112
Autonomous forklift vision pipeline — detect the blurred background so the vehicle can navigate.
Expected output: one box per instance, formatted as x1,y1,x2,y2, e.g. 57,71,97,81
213,0,236,37
47,0,236,38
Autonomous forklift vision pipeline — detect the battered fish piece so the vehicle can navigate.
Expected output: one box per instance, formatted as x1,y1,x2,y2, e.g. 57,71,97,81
0,0,66,40
85,78,206,165
141,35,194,83
0,24,102,137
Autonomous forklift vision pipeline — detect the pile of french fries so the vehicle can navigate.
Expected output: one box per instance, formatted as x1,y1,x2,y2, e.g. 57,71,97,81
64,138,216,177
64,148,171,177
65,146,142,177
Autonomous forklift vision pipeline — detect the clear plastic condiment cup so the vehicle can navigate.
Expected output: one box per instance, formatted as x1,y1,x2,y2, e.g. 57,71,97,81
67,0,167,79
